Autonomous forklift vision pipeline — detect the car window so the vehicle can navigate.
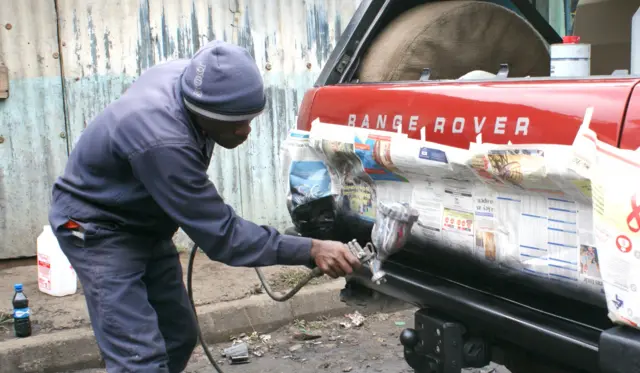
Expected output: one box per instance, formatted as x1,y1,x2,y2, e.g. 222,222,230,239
492,0,576,37
316,0,577,86
525,0,577,37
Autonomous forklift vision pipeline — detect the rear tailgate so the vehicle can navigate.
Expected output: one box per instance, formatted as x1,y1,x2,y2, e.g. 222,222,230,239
290,77,640,372
300,78,640,147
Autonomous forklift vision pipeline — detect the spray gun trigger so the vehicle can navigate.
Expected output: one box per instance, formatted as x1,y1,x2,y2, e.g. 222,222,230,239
345,240,387,285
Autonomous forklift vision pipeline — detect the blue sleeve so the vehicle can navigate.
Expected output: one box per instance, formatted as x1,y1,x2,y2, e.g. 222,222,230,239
128,142,313,267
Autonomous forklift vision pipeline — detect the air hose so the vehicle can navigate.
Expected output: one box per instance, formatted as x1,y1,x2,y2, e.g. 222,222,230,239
186,243,323,373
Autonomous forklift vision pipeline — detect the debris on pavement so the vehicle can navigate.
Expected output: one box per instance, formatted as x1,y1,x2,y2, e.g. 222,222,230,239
229,331,272,346
223,331,274,362
293,332,322,341
156,309,514,373
291,319,324,341
222,342,250,364
340,311,365,328
394,321,406,326
260,334,271,343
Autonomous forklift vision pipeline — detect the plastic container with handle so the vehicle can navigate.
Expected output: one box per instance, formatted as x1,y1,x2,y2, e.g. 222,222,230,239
36,225,78,297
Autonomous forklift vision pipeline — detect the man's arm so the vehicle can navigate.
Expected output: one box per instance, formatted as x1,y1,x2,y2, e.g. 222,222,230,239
128,142,312,267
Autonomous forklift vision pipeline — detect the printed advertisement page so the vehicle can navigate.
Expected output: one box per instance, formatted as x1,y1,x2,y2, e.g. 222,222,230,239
310,122,376,221
469,142,512,190
473,185,498,263
586,132,640,329
308,121,409,222
493,192,523,269
411,179,445,242
576,201,603,291
308,121,357,196
387,137,454,177
281,130,334,210
492,190,595,286
544,196,580,283
386,137,475,244
353,131,408,182
441,180,476,253
353,128,413,206
469,143,572,197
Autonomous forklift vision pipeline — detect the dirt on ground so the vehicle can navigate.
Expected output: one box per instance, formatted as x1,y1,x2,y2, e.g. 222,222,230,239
0,250,333,341
74,309,511,373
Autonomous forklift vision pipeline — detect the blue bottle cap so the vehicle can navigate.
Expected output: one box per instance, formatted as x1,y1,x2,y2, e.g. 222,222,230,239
14,284,22,292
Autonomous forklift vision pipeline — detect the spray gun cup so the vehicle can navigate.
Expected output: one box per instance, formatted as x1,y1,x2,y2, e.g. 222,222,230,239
366,202,420,285
371,202,419,259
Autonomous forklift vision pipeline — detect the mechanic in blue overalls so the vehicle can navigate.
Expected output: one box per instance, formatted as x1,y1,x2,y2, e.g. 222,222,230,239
48,40,361,373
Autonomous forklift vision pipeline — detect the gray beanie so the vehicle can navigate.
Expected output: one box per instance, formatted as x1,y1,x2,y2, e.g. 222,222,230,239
181,40,266,121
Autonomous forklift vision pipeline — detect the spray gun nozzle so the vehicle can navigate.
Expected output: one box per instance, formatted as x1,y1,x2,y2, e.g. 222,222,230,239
369,202,420,285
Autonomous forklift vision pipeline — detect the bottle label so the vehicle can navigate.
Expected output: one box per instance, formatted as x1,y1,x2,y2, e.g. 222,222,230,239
38,253,52,291
14,307,30,319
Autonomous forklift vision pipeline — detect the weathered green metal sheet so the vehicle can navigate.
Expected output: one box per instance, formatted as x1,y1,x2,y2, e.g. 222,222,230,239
0,0,69,258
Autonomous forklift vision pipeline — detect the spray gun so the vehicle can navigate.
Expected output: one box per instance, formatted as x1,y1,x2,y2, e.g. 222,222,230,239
190,201,419,373
346,202,420,285
255,201,420,304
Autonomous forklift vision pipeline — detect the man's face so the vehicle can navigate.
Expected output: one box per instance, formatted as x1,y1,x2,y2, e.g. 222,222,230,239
195,116,253,149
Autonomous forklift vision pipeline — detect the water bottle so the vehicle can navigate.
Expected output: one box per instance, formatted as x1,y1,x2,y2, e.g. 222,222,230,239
12,284,32,338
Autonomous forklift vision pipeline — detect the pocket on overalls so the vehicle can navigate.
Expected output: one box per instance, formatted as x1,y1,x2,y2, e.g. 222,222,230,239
56,219,104,248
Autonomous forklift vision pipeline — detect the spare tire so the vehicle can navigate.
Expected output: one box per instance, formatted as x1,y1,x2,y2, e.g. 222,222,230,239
358,0,550,82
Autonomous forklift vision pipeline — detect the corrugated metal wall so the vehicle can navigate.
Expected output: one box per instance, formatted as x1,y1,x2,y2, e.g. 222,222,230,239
0,0,70,260
0,0,360,259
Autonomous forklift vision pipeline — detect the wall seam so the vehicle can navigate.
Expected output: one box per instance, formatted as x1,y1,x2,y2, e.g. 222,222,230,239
53,0,72,155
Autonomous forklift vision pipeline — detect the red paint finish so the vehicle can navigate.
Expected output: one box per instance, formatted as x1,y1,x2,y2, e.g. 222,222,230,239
299,78,640,149
296,88,319,130
619,82,640,150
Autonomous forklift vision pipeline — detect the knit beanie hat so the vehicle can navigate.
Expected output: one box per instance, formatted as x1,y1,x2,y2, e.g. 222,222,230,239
181,40,266,121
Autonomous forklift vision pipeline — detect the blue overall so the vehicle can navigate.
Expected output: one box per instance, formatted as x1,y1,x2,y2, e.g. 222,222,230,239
49,59,313,372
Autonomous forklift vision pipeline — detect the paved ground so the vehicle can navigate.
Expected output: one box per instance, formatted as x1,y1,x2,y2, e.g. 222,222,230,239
73,309,509,373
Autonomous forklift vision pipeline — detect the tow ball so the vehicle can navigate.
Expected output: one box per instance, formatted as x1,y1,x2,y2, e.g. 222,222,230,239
400,309,491,373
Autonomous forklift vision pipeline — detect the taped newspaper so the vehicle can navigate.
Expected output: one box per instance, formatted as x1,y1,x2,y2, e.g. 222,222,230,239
307,119,410,222
282,116,640,329
571,119,640,329
280,129,339,239
281,129,335,211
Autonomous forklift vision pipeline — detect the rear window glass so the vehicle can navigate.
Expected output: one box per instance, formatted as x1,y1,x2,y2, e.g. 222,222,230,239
523,0,577,36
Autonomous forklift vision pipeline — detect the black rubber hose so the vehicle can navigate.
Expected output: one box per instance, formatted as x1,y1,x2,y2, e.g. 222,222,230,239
186,243,323,371
187,243,224,373
254,266,323,302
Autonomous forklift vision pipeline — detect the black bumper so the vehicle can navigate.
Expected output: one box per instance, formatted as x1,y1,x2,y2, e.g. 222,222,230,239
284,221,640,372
347,260,640,373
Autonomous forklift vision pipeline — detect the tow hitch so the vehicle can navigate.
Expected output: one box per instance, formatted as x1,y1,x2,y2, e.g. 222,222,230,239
400,309,491,373
344,201,488,372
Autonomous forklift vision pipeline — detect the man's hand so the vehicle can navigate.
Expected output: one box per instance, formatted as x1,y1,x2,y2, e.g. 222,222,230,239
310,239,362,278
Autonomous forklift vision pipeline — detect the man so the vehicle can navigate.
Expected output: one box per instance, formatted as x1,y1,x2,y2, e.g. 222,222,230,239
49,40,361,373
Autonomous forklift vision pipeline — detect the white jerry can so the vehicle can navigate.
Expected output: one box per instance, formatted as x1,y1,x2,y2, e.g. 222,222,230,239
36,225,78,296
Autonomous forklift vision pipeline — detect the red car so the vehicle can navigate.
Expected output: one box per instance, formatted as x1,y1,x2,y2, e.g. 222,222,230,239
287,0,640,372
